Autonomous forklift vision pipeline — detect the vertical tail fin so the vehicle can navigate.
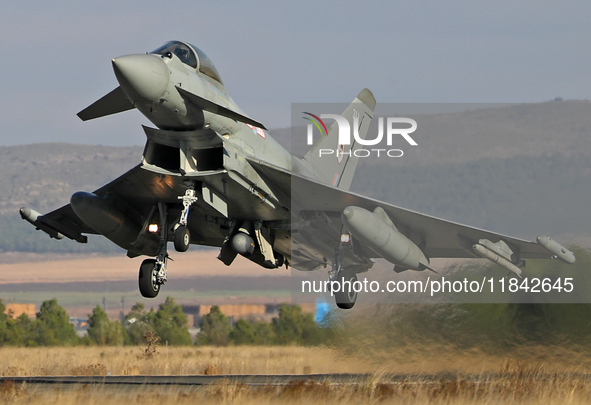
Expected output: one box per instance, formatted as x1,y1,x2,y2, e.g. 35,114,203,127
302,89,376,190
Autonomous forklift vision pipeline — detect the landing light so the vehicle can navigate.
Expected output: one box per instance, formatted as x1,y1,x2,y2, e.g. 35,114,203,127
148,224,159,233
341,234,351,243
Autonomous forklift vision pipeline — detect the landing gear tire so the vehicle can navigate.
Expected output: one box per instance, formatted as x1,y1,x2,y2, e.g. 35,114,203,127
174,226,190,252
139,259,160,298
334,271,358,310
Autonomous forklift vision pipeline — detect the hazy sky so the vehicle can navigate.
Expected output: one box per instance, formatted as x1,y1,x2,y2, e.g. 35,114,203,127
1,1,590,146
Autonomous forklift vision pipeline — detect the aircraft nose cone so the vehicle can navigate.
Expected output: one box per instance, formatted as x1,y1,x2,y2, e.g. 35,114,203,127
112,54,169,102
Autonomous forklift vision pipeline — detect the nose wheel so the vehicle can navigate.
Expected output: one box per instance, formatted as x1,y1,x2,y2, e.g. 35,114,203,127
174,225,190,252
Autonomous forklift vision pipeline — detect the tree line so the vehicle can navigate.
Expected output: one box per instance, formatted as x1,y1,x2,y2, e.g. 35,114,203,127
0,297,331,347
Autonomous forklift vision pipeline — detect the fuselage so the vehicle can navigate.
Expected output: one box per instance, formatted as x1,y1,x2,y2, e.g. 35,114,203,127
112,41,297,174
107,41,328,269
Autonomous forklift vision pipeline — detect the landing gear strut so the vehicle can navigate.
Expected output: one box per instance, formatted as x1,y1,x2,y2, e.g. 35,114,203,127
139,203,169,298
174,183,198,252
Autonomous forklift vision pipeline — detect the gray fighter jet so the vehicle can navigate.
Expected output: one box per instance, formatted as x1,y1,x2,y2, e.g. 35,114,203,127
20,41,575,309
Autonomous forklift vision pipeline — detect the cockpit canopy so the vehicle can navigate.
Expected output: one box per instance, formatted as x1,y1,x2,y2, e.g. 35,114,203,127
150,41,223,84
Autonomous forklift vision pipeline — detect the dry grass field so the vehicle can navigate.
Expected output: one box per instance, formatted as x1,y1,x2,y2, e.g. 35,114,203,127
2,345,589,377
1,347,591,404
0,346,372,376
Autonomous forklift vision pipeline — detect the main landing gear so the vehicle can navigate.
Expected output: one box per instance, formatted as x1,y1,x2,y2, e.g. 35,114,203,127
138,258,161,298
138,184,198,298
139,202,169,298
329,237,358,310
330,265,359,310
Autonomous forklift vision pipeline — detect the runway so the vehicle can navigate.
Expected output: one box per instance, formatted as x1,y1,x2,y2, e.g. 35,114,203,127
0,373,459,387
3,372,591,388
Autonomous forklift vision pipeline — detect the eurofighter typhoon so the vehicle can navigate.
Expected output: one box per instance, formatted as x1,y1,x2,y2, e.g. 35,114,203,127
20,41,575,308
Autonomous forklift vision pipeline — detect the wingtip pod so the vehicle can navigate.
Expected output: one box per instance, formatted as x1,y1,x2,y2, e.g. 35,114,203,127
536,236,576,264
19,207,38,223
19,207,64,240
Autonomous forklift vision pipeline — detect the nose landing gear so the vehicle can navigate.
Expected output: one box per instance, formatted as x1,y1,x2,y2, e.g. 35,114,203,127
173,183,198,252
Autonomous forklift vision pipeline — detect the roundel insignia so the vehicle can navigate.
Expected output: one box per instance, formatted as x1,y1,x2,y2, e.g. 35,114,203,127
337,144,345,164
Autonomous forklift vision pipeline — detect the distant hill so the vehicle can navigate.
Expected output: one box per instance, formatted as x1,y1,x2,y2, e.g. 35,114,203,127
2,100,589,253
277,100,591,163
352,153,591,239
0,144,142,254
0,143,143,216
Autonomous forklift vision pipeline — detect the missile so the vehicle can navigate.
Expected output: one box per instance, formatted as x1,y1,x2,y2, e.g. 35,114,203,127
19,207,64,240
536,236,576,264
70,191,152,254
342,206,429,270
472,243,522,277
